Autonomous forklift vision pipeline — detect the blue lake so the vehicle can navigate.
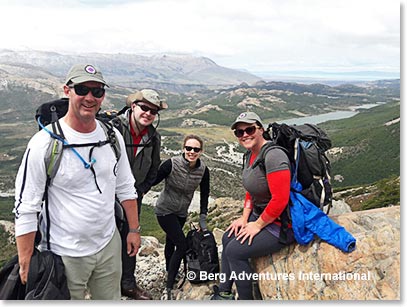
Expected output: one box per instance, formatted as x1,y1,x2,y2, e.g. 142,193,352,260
276,103,383,125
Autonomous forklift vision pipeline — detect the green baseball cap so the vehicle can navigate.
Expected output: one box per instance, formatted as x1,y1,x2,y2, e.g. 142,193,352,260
65,64,109,87
231,111,264,130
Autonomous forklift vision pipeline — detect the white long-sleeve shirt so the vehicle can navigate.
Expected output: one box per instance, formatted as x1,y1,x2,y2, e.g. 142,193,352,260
14,119,137,257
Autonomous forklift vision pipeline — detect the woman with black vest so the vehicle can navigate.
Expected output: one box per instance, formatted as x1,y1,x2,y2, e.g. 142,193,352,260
210,112,295,300
153,134,210,300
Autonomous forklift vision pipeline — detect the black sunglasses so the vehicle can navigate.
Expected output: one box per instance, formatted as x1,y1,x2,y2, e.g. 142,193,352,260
69,84,105,98
185,146,201,153
234,126,258,138
136,103,159,115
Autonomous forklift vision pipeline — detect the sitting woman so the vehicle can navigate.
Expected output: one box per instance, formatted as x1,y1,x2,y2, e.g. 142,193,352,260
153,134,210,300
211,112,294,300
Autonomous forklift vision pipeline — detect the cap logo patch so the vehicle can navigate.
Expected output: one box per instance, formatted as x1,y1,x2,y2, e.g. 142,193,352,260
238,112,247,119
85,65,96,74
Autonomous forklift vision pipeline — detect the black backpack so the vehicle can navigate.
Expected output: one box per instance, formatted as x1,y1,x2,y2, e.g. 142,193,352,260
264,122,333,212
243,123,333,244
0,250,70,300
25,250,70,299
0,255,25,300
185,224,220,284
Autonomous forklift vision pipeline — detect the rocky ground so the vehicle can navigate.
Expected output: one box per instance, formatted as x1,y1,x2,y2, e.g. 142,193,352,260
0,220,14,244
2,188,395,300
132,236,168,300
129,196,354,300
133,230,226,300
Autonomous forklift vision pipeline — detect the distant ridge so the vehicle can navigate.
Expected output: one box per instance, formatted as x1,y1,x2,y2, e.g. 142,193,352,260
255,70,399,85
0,49,261,88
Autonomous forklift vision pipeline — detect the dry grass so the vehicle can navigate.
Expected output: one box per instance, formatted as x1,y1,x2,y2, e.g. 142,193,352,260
162,126,236,144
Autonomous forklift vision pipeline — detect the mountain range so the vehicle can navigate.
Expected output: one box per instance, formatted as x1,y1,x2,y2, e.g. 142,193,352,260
0,50,400,290
0,49,261,91
0,49,400,194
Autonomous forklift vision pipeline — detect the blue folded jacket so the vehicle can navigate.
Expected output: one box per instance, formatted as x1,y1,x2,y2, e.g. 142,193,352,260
290,181,356,253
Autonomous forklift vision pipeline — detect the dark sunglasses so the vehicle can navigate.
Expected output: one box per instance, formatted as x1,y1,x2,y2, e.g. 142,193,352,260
234,126,258,138
184,146,201,153
136,103,159,115
69,84,105,98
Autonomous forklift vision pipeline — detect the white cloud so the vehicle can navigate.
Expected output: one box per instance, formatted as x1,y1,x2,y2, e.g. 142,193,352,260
0,0,400,75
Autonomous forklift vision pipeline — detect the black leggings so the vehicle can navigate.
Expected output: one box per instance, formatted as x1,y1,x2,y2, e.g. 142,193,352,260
156,214,187,289
218,223,288,299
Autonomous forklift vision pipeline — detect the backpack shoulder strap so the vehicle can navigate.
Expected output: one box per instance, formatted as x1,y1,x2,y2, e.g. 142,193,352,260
44,131,64,184
37,100,67,185
250,142,292,245
242,142,287,172
242,149,250,170
252,142,288,173
97,119,121,162
110,116,124,135
36,101,67,252
37,107,66,186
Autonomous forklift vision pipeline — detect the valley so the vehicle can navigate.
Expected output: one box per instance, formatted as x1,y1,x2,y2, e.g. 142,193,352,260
0,51,400,268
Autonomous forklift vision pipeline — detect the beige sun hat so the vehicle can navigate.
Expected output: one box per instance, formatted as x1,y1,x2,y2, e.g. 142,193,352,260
126,89,168,110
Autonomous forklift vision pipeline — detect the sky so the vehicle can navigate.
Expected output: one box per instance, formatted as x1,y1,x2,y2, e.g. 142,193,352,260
0,0,401,79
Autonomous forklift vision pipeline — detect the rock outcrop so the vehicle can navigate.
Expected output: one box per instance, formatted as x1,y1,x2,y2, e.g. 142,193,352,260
253,206,400,300
134,236,167,300
134,205,399,300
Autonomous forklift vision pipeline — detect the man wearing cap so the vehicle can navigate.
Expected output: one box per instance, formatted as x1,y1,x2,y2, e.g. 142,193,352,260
14,64,140,300
111,89,167,300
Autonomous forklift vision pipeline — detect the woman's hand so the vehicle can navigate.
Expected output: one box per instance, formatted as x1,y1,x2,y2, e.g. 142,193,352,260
226,216,247,237
236,221,262,245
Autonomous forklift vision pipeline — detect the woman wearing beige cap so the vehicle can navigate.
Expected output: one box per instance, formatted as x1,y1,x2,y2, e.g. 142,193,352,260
211,111,294,300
